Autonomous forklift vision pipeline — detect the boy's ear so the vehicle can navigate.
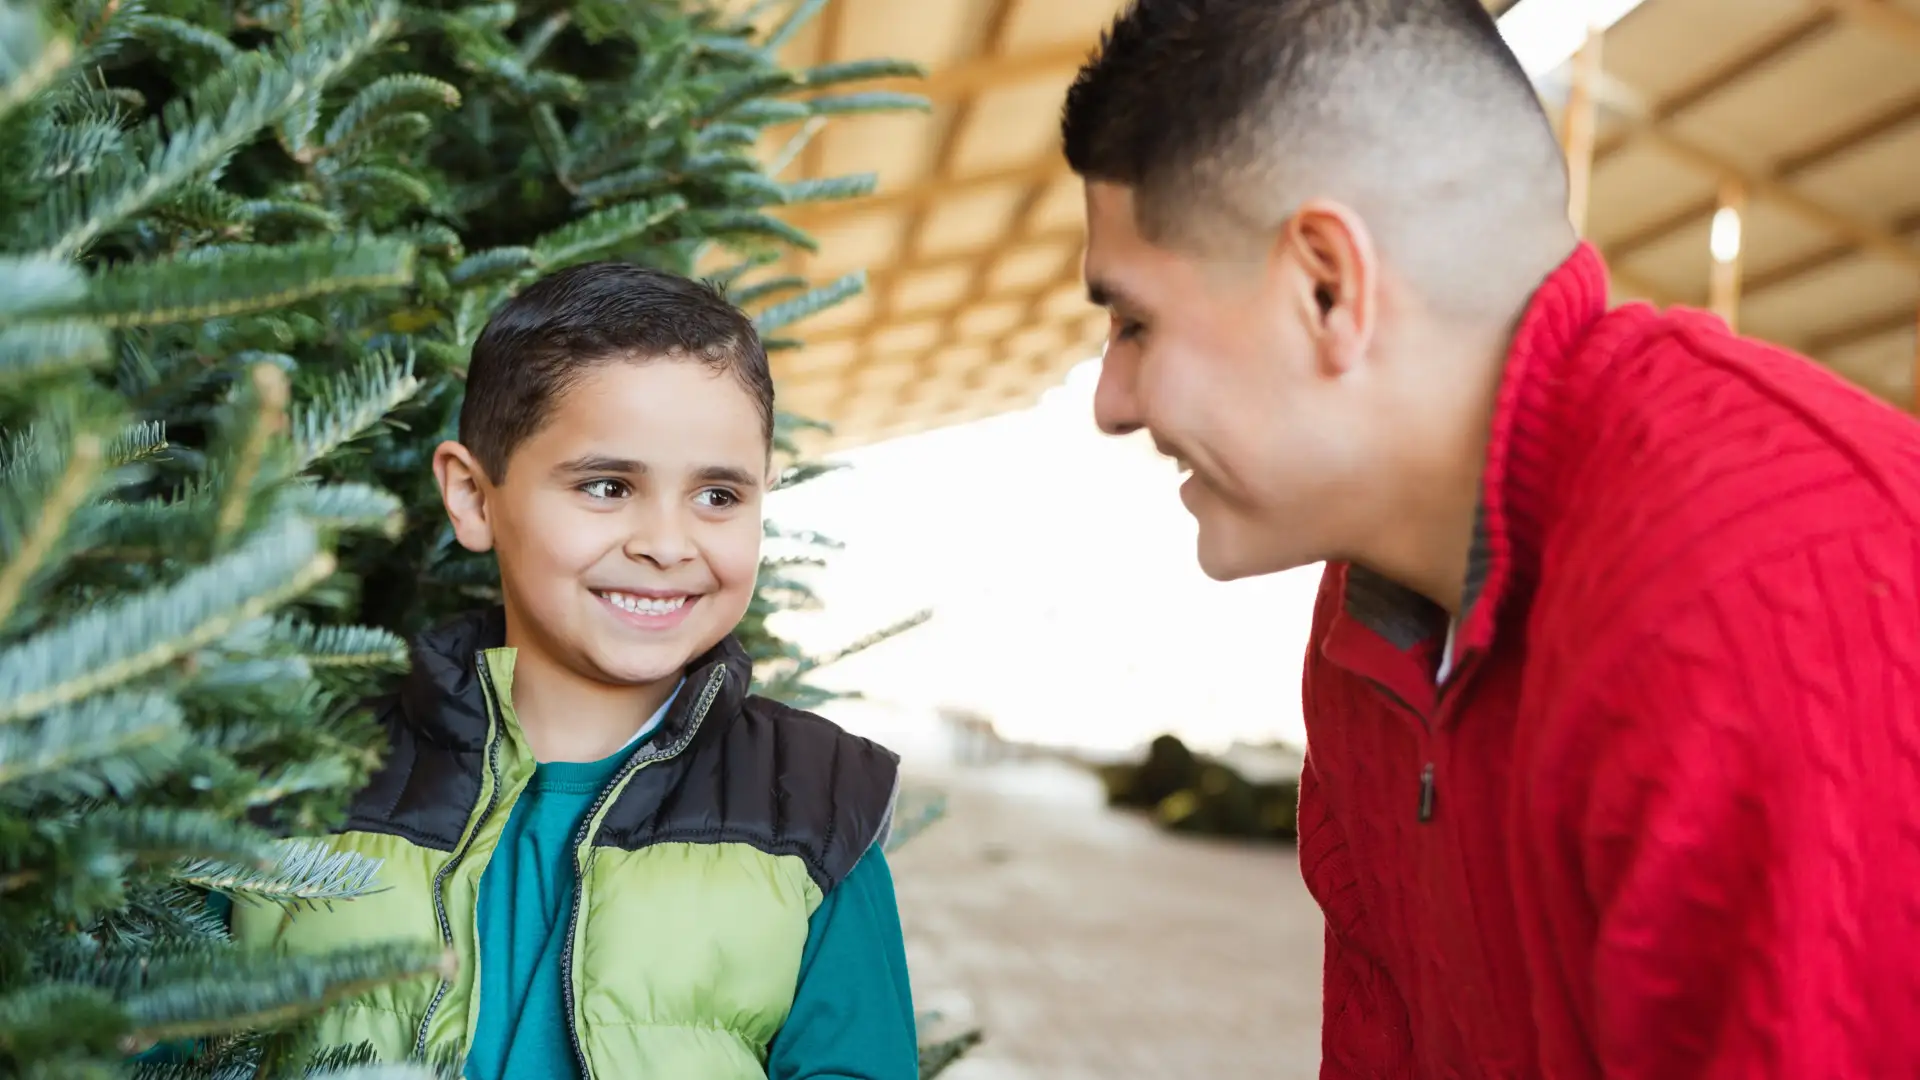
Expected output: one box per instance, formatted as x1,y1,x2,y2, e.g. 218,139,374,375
433,441,496,553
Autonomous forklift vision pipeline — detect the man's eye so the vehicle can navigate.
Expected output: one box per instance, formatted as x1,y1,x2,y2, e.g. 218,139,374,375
1111,315,1145,342
696,488,739,509
580,478,630,500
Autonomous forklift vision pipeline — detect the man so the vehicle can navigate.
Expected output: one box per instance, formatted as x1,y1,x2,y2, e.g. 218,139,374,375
1062,1,1920,1077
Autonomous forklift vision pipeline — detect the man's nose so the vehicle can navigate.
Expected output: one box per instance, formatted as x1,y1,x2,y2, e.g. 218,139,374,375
1092,357,1142,437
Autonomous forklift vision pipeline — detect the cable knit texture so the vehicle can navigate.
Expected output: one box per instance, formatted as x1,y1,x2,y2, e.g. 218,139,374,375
1299,242,1920,1080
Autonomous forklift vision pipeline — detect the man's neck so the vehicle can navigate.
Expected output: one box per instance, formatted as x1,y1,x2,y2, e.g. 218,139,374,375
507,646,681,764
1352,322,1510,614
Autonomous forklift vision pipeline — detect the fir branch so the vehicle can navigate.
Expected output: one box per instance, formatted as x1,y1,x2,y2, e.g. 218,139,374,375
215,364,290,547
0,320,114,388
89,806,279,868
752,271,862,334
697,68,800,121
685,208,815,252
0,982,125,1063
535,195,687,267
278,480,404,538
445,246,537,288
0,20,72,126
40,0,400,256
69,239,417,328
288,351,420,469
0,430,102,626
762,0,825,53
726,98,808,127
126,13,242,67
806,90,929,117
180,838,384,908
780,173,876,204
0,691,182,796
797,57,925,90
729,273,805,306
330,165,435,208
124,940,454,1045
0,255,87,320
322,73,460,151
0,516,334,724
265,619,406,670
238,198,344,234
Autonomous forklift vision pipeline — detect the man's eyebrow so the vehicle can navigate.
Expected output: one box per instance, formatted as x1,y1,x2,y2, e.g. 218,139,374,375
552,454,643,476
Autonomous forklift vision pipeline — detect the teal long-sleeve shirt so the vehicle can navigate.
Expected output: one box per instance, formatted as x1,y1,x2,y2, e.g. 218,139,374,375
464,708,917,1080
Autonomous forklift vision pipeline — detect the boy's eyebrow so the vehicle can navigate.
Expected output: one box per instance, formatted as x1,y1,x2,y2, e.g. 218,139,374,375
552,455,761,489
553,454,643,477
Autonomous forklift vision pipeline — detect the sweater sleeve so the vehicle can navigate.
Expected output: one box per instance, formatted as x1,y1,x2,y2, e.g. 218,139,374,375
1575,532,1920,1079
766,845,919,1080
1297,754,1414,1079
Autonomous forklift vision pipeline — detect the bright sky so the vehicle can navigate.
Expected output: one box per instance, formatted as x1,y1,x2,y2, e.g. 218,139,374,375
764,358,1323,758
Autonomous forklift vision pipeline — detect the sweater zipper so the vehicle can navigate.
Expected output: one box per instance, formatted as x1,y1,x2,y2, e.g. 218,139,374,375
1363,676,1440,825
414,650,509,1059
560,662,728,1080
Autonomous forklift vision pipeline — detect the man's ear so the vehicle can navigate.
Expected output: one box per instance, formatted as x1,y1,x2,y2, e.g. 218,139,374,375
1279,200,1376,378
433,440,496,553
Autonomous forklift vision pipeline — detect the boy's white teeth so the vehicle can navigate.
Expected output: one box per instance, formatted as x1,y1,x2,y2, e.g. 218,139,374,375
602,591,687,615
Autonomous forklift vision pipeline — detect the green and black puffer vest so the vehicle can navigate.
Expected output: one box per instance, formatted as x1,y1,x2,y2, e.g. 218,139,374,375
231,608,901,1078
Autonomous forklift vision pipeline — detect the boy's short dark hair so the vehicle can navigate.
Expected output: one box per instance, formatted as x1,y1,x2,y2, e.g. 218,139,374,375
459,262,774,481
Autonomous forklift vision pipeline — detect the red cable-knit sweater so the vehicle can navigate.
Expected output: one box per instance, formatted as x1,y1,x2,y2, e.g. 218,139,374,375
1299,242,1920,1079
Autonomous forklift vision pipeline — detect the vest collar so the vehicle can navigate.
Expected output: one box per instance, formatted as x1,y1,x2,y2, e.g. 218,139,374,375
400,606,752,752
1322,242,1610,708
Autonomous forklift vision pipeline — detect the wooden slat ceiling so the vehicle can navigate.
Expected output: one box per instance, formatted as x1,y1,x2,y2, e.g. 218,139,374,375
743,0,1920,451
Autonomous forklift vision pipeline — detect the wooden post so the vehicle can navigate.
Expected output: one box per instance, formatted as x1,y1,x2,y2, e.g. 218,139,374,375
1709,179,1746,330
1562,26,1604,235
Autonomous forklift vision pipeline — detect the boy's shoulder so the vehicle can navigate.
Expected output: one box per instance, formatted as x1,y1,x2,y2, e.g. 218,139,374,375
606,693,900,891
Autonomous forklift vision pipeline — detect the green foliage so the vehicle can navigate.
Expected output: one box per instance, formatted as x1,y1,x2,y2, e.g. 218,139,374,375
2,0,947,1069
0,1,443,1073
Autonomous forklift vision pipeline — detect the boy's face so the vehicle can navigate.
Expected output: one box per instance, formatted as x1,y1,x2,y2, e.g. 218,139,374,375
437,359,767,691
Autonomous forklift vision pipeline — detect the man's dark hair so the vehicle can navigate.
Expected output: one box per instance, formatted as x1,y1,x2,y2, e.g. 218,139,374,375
460,262,773,480
1062,0,1573,316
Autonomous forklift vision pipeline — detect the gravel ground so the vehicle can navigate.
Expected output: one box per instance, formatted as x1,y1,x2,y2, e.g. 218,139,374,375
891,760,1325,1079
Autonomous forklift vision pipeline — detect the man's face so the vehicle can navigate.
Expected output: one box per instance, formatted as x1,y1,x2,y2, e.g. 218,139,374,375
457,360,766,689
1083,181,1368,581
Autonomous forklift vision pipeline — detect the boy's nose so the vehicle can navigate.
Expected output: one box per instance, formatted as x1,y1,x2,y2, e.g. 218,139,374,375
622,513,698,567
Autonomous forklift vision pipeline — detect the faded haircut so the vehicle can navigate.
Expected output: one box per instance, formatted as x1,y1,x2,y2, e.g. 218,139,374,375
1061,0,1574,317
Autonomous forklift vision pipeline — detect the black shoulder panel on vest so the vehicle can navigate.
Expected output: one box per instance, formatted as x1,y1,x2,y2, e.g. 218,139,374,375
336,696,481,852
597,695,901,895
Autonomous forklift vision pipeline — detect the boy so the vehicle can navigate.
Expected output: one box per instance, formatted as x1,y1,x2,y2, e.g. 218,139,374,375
232,263,918,1079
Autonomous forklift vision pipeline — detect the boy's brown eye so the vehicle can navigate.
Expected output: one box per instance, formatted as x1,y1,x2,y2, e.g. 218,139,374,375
696,488,739,509
580,478,629,500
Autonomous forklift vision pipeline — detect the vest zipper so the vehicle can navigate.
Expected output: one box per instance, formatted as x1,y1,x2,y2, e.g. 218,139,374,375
1417,762,1436,822
560,662,729,1080
414,651,509,1059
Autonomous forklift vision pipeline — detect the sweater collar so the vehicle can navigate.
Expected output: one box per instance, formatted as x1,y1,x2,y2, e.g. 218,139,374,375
1328,242,1610,699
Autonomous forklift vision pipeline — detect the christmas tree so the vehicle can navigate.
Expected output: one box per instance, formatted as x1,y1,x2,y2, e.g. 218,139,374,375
2,0,967,1071
0,0,451,1072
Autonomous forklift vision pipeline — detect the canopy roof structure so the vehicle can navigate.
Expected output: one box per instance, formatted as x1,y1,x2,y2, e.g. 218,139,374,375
754,0,1920,449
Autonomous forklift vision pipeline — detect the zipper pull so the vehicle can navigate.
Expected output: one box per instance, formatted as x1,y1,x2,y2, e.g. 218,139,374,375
1417,763,1436,823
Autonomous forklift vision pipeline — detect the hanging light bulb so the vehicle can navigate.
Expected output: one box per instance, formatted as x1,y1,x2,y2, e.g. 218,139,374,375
1710,204,1743,265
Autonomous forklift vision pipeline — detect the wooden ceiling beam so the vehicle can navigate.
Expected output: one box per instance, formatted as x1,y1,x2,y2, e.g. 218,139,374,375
1609,87,1920,262
1810,302,1920,354
878,0,1024,328
1813,0,1920,55
1617,110,1920,275
1746,207,1920,295
829,40,1091,106
784,156,1069,226
1588,9,1838,168
865,224,1082,287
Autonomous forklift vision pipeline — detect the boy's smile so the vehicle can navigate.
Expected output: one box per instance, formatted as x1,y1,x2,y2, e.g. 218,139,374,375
436,356,768,757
